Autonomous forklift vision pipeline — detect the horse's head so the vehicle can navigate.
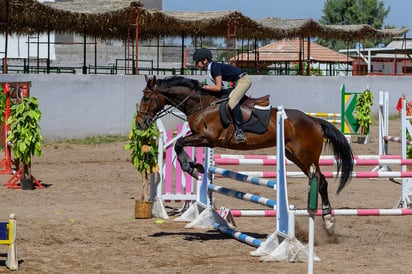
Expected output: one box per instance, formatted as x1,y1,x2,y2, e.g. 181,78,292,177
135,75,166,130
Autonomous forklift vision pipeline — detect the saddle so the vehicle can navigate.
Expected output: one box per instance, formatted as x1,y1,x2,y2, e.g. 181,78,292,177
219,95,272,134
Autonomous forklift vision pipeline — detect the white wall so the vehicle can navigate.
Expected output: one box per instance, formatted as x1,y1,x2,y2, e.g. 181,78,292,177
1,74,410,141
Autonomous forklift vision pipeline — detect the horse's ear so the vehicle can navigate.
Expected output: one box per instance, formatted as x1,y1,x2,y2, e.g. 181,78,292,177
150,76,157,88
145,75,149,82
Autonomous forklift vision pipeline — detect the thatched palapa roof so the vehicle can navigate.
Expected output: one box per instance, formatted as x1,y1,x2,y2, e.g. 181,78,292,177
0,0,408,41
235,39,353,68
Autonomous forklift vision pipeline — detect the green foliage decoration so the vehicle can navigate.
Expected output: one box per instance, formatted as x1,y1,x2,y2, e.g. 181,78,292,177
124,114,159,179
6,96,43,165
355,89,374,135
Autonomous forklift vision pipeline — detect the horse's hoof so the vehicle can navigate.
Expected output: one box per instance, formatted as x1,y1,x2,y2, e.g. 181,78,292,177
196,164,205,174
323,214,336,234
188,168,199,179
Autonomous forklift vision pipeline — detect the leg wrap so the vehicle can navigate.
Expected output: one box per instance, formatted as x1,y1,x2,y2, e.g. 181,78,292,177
322,205,332,220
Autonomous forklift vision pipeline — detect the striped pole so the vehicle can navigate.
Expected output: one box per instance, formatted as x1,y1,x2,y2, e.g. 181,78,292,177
221,171,412,179
230,208,412,217
305,112,341,124
208,184,276,208
213,158,412,167
231,209,277,217
213,223,261,248
306,112,341,118
213,154,403,160
208,166,276,188
384,135,412,146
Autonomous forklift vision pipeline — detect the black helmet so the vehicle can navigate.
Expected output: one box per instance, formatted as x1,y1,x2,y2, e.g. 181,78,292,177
193,48,212,63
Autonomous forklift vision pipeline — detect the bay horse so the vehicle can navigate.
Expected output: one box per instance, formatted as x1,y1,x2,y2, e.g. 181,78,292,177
136,75,354,233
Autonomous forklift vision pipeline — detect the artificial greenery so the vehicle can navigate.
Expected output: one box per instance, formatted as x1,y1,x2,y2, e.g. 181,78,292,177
124,114,159,179
6,96,43,178
355,89,374,135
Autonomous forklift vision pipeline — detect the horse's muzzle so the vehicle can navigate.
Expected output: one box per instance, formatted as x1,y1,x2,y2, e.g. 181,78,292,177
135,116,152,130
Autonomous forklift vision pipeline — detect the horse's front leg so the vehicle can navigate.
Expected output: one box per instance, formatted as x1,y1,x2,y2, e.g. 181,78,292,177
318,173,336,234
174,134,211,179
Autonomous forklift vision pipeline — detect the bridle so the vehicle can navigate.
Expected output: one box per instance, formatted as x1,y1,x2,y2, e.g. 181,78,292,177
136,89,161,128
137,83,194,127
137,80,224,128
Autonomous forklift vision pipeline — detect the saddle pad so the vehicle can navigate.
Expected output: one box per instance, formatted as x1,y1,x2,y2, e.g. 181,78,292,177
219,102,272,134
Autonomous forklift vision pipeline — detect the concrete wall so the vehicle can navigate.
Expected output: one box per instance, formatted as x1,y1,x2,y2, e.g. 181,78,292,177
1,74,411,141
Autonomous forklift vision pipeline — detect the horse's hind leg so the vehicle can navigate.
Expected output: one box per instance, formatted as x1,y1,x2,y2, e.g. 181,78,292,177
286,150,336,233
318,170,336,234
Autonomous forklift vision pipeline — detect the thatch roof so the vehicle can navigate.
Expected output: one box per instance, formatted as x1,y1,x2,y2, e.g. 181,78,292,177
0,0,408,41
235,39,353,68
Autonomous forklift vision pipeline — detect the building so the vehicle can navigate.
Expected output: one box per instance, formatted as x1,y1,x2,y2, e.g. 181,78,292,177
233,38,353,76
340,37,412,75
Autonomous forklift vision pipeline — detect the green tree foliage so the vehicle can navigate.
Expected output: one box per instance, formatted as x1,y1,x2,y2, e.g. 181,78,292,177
318,0,390,50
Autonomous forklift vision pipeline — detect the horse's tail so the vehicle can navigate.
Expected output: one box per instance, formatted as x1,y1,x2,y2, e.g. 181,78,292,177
317,118,354,194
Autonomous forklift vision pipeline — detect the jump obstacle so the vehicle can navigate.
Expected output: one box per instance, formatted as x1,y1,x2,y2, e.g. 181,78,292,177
0,214,18,270
149,118,203,219
377,91,412,207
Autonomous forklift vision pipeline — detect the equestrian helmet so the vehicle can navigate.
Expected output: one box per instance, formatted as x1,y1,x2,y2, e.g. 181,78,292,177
193,48,212,63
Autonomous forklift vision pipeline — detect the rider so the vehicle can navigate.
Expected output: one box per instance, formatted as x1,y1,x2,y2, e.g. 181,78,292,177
193,48,251,143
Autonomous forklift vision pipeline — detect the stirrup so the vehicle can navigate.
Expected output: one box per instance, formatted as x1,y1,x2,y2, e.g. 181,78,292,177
235,129,246,143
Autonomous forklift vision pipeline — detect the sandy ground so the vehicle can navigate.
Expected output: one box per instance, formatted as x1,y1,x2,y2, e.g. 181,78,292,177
0,118,411,274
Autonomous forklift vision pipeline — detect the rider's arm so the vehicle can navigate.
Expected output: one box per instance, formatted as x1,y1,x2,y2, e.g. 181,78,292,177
204,75,222,92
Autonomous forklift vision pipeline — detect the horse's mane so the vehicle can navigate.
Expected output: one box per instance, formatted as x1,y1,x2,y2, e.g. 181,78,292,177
155,76,228,98
157,76,202,90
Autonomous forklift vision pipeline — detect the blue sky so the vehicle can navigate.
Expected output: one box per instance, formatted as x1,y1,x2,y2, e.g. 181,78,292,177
163,0,411,36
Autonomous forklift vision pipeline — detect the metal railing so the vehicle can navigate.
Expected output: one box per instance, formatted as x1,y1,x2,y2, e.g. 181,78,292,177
1,58,353,76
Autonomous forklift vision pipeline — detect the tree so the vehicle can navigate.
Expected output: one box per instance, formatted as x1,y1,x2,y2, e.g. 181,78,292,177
318,0,390,50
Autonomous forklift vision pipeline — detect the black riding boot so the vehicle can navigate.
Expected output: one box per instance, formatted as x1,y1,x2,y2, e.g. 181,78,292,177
230,105,246,143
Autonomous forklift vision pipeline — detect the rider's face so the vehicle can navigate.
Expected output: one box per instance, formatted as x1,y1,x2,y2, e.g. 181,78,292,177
196,59,207,69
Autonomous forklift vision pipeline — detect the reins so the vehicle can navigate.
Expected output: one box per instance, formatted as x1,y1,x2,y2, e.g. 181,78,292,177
141,79,228,128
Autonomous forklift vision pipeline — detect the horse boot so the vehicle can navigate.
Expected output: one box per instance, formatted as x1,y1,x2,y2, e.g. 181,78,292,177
230,105,247,143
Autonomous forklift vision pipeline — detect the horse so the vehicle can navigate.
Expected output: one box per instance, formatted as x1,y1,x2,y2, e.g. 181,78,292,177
136,75,354,233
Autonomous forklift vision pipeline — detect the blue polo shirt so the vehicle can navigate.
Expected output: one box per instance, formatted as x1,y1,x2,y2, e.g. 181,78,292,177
209,62,244,82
